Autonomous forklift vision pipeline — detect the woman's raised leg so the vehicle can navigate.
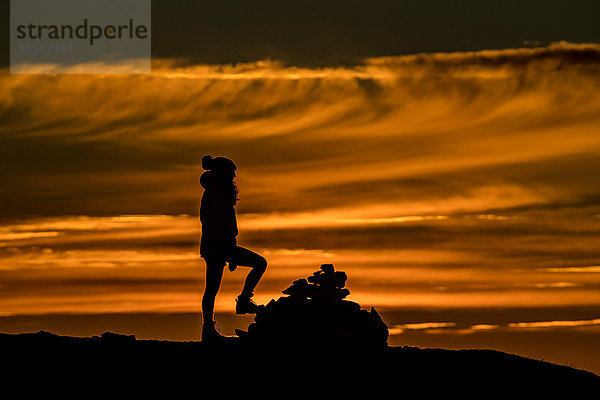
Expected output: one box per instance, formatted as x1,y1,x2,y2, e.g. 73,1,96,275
231,246,267,296
230,246,267,313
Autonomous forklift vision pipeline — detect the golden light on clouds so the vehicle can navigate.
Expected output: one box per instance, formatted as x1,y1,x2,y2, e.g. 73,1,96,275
507,318,600,329
1,212,600,316
1,43,600,368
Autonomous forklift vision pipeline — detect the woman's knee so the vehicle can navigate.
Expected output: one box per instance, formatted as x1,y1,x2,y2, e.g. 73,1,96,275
255,256,267,272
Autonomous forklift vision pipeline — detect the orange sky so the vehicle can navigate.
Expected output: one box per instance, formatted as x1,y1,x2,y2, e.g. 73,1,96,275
1,42,600,373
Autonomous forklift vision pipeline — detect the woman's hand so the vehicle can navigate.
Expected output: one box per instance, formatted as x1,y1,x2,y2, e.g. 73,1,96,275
228,261,237,272
225,255,237,271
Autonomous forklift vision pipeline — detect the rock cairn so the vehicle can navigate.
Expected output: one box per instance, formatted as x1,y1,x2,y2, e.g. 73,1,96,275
236,264,389,350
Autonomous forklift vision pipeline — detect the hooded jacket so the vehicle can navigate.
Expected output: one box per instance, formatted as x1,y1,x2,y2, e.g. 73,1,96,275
199,171,238,260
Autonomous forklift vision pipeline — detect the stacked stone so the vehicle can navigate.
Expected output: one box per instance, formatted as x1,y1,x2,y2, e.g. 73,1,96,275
281,264,350,303
236,264,389,351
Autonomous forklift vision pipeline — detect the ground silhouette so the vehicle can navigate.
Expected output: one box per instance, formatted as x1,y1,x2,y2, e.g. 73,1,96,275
2,329,598,391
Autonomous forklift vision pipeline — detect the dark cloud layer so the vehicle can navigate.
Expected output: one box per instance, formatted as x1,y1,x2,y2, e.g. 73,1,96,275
2,0,600,67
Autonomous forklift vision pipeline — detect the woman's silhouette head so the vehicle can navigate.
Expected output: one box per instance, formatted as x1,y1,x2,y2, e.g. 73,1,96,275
200,155,239,204
202,155,237,175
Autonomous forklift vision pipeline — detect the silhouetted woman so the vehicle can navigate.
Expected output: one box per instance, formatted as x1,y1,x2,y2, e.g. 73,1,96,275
199,155,267,341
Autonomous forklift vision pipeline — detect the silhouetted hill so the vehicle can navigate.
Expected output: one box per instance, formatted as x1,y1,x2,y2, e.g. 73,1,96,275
2,329,598,392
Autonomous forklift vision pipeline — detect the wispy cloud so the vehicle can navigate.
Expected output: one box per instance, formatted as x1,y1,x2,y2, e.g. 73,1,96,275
1,43,600,316
2,43,600,224
0,232,61,241
540,266,600,273
507,318,600,329
468,324,500,331
389,322,456,335
389,317,600,336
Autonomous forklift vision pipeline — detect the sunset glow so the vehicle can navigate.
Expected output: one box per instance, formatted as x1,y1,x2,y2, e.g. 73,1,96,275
2,38,600,373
